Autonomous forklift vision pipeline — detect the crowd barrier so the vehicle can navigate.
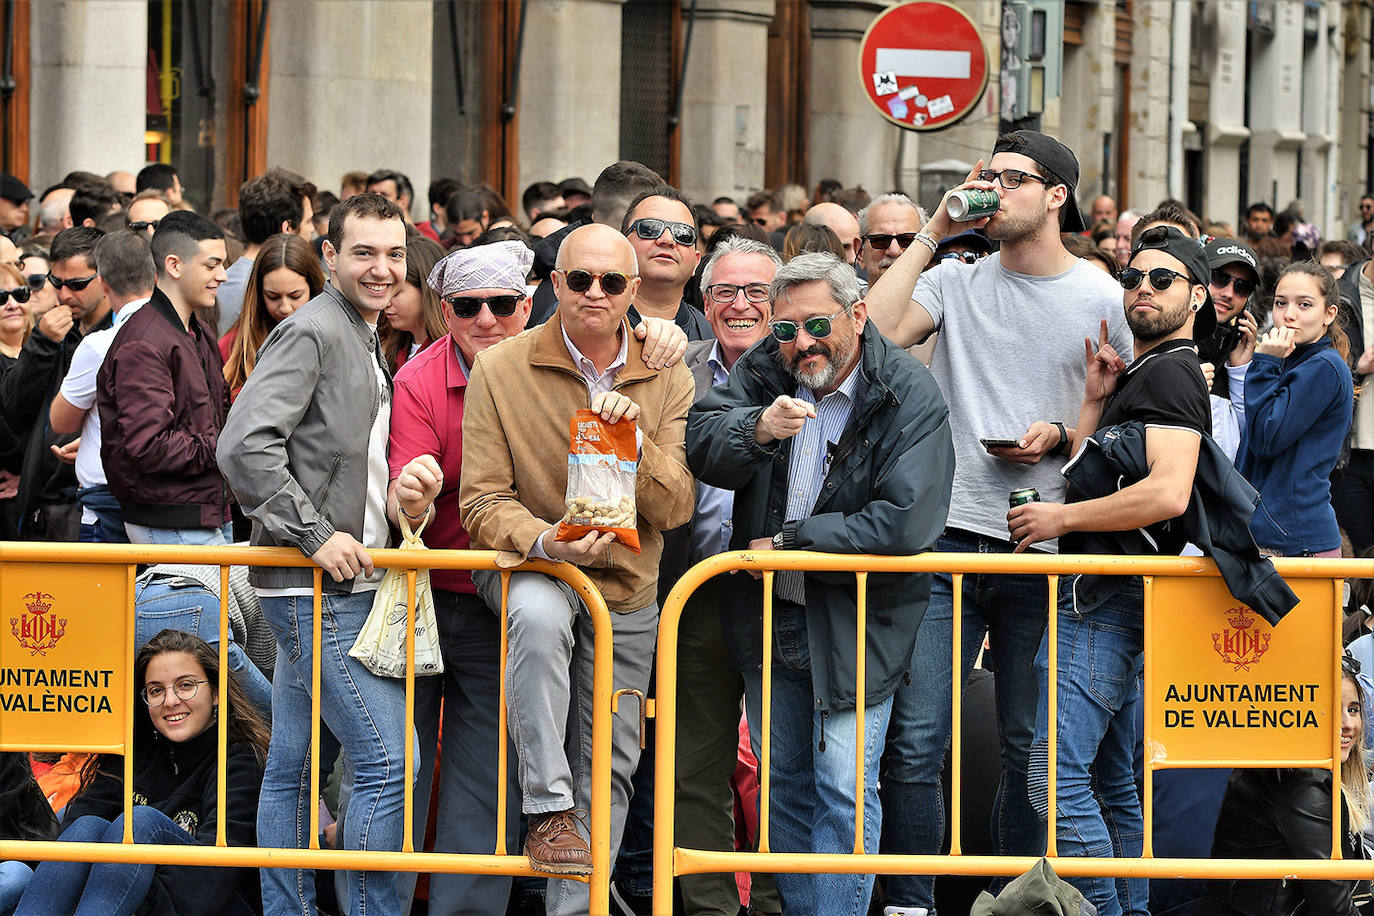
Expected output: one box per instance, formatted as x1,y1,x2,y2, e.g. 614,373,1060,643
0,543,617,915
2,545,1370,916
652,551,1368,915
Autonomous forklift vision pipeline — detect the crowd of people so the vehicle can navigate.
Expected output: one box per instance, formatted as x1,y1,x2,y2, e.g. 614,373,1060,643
0,137,1371,916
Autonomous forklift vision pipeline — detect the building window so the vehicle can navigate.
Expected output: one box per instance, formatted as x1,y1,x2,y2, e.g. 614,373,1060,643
619,0,673,177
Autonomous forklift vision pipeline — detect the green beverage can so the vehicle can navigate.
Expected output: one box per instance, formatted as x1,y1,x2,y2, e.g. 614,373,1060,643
947,188,1000,222
1009,488,1041,508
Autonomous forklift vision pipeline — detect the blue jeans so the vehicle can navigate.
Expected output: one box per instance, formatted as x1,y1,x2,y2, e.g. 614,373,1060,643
77,484,126,543
740,601,893,916
405,588,520,915
258,591,416,916
14,809,192,916
134,576,273,719
124,522,231,545
1028,576,1146,916
881,529,1048,909
0,861,31,916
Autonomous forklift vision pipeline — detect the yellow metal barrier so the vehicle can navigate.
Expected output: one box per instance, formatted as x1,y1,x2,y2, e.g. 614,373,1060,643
652,550,1369,915
0,543,617,916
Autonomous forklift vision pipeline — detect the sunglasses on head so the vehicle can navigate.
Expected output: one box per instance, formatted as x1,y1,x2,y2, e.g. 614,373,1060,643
0,286,30,306
769,305,849,343
128,219,161,233
47,273,99,291
446,294,522,319
559,268,633,297
865,232,918,251
1345,651,1362,676
628,218,697,247
1120,266,1191,292
934,250,981,265
1211,271,1256,298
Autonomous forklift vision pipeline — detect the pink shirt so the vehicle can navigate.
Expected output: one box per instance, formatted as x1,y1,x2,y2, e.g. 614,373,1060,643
388,333,475,594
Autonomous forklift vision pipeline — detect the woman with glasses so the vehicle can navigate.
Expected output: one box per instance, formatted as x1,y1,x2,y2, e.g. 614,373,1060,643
0,261,32,537
1238,261,1354,558
381,236,448,371
221,233,325,400
10,629,269,916
1198,653,1374,915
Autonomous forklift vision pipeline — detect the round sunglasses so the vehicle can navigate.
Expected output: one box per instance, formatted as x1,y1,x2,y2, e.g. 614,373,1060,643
558,268,634,297
1120,267,1191,292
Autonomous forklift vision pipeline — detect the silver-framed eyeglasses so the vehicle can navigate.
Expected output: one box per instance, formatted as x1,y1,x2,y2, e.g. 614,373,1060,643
141,677,209,707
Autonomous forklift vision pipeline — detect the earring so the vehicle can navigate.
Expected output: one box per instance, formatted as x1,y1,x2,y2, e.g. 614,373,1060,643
213,703,219,722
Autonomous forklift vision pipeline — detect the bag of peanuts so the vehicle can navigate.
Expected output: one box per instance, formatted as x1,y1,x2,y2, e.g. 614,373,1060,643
554,409,641,553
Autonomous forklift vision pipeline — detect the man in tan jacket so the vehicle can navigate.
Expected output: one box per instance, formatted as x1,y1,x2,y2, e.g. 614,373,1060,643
459,223,695,912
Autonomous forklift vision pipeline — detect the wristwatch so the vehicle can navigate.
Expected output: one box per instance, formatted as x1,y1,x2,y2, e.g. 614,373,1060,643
772,531,786,550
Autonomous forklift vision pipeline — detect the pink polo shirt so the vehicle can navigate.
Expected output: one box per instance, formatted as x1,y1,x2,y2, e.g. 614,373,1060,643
388,333,475,594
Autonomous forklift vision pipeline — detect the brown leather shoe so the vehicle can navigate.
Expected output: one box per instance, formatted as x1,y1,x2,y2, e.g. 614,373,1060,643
525,809,592,875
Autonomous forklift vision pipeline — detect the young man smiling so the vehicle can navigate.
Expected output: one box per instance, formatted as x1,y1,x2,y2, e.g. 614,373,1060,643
218,192,412,916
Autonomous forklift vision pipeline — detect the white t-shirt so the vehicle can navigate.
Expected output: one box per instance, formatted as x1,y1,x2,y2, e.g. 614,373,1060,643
915,254,1134,549
60,299,148,524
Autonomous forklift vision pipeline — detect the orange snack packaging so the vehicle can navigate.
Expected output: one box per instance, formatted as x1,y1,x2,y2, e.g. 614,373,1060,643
554,409,641,553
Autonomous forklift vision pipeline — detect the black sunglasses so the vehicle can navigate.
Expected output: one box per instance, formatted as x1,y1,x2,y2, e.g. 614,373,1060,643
1211,271,1256,298
1120,267,1191,292
446,294,522,319
47,273,99,291
559,269,633,297
769,305,848,343
128,219,161,233
0,286,31,306
934,251,981,265
1345,651,1362,676
25,273,45,292
865,232,918,251
627,218,697,247
977,168,1049,189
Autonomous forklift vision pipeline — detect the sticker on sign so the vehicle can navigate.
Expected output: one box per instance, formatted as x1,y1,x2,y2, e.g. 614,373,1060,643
874,49,972,81
887,97,909,119
873,71,898,96
927,95,955,119
897,84,922,101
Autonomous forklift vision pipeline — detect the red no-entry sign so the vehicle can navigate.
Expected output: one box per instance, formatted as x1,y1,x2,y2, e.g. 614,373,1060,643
858,1,989,131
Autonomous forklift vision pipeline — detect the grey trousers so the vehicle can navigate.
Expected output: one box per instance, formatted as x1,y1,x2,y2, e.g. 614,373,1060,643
475,570,658,916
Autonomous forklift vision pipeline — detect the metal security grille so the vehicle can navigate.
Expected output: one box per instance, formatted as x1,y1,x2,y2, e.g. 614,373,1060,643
619,0,672,176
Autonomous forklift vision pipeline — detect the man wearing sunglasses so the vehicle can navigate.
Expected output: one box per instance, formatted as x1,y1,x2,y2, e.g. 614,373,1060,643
621,185,713,341
373,239,534,913
49,230,155,543
460,223,695,912
857,192,925,288
1198,238,1260,460
862,130,1134,916
686,252,954,916
1007,225,1213,916
0,226,112,541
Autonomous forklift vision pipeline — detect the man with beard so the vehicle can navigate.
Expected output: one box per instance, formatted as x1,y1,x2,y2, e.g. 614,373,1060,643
1007,226,1212,915
686,252,954,915
863,130,1133,915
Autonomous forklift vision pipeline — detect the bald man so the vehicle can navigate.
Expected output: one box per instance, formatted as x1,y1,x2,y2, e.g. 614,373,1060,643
804,201,863,266
460,223,695,910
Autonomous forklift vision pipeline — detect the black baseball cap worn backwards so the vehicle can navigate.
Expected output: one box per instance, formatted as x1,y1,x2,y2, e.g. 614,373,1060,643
1130,225,1217,340
991,130,1086,233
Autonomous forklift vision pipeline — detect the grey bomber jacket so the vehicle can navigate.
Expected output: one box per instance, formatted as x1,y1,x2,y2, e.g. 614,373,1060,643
216,283,390,593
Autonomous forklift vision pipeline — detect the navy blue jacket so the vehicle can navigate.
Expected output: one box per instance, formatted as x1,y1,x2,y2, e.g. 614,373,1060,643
1238,338,1352,555
686,327,954,710
1064,421,1298,625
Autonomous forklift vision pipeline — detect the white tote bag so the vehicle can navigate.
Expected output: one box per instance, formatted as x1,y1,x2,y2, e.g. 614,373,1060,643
349,511,444,677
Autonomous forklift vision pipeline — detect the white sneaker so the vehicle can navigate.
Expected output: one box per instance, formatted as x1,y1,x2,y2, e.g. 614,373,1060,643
883,908,930,916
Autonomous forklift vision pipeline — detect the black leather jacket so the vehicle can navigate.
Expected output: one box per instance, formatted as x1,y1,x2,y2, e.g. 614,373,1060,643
1197,767,1369,916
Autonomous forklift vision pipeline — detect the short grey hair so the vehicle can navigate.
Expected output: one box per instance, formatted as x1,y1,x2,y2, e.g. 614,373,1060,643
770,251,860,310
701,235,782,289
857,192,926,237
